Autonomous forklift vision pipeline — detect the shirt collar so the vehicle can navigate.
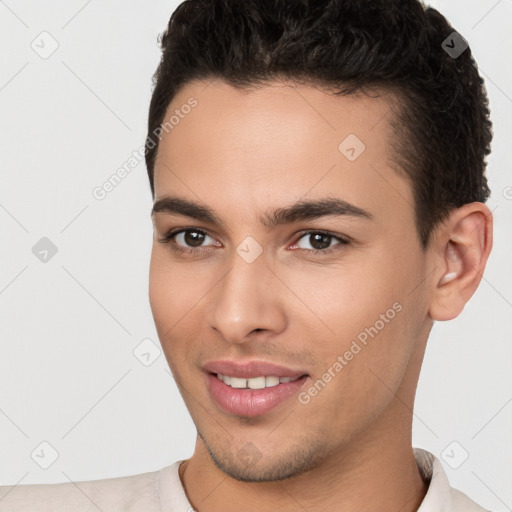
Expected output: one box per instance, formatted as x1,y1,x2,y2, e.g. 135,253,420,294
160,448,482,512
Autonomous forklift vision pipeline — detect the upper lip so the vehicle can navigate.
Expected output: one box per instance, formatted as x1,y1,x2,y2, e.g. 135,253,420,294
202,360,308,379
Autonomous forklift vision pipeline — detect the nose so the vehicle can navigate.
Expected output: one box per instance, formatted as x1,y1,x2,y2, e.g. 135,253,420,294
208,247,287,344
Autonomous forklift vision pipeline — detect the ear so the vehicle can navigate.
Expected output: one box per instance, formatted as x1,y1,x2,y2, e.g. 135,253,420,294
429,202,493,321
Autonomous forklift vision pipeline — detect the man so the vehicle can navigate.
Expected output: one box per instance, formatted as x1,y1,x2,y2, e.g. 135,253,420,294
0,0,494,510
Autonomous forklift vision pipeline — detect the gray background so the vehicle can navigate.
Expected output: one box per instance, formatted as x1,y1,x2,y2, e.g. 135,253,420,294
0,0,510,510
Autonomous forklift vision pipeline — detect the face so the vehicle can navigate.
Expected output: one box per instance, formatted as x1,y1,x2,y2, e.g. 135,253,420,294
149,79,434,482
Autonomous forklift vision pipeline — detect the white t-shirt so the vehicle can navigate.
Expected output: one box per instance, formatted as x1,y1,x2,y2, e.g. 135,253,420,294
0,449,491,511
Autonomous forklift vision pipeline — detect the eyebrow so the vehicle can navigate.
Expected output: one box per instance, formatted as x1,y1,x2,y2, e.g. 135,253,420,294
151,195,374,229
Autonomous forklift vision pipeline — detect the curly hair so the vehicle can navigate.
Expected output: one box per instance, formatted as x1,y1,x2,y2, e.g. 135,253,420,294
145,0,492,248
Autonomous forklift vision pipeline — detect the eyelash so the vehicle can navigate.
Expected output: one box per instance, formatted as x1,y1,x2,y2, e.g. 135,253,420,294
157,228,350,257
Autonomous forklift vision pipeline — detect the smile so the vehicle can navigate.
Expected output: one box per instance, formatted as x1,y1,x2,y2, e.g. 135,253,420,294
215,373,303,389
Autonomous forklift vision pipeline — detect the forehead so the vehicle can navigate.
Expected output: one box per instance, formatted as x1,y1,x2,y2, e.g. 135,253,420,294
153,79,413,229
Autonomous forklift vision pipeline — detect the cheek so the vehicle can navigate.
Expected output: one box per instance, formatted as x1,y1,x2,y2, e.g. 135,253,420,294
148,249,174,330
148,248,198,363
148,246,226,379
298,300,416,437
289,257,401,341
294,250,420,382
149,246,206,324
319,262,425,402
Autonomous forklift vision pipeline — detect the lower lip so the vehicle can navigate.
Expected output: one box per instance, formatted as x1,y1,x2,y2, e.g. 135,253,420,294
205,373,309,418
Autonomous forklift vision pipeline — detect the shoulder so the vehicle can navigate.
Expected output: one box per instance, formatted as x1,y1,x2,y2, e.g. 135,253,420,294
450,486,492,512
0,466,164,512
414,448,492,512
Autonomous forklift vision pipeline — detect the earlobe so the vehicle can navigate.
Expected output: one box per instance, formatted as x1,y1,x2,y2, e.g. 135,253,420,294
429,203,493,322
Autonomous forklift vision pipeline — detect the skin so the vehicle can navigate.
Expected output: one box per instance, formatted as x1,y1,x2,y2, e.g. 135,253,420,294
148,79,493,512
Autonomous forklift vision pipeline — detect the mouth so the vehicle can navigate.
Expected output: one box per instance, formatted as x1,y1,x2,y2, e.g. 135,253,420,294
202,360,310,418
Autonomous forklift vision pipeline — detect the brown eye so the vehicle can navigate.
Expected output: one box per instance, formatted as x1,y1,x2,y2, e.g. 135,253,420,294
294,231,349,253
306,233,332,250
158,228,217,252
181,230,207,247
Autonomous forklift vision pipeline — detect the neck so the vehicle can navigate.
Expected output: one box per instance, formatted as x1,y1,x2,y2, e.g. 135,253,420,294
179,399,428,512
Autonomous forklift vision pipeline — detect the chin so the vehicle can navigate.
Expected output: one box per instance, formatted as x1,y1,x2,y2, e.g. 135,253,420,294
201,432,326,482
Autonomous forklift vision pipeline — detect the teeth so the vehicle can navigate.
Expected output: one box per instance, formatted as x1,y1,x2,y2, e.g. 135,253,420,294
230,377,248,389
265,376,280,387
216,374,301,389
248,376,266,389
